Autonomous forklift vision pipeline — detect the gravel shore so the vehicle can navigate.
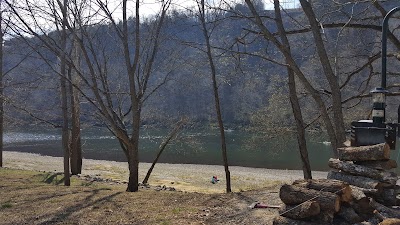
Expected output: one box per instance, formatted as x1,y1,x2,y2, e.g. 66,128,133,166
3,151,328,193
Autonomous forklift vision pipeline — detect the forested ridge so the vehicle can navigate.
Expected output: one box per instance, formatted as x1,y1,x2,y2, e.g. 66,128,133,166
3,0,399,130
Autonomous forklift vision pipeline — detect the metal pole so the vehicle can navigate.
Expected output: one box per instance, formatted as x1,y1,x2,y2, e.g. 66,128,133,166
381,6,400,89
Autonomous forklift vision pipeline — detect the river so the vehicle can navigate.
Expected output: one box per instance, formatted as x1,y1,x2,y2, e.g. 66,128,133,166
4,127,400,171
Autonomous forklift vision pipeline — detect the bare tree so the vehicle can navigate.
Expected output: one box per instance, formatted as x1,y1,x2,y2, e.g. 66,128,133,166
0,0,17,168
7,0,176,192
196,0,231,192
244,0,341,156
142,118,186,185
273,0,311,179
299,0,346,146
91,0,173,192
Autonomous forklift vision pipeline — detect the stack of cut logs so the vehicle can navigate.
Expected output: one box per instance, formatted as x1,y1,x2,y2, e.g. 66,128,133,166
273,143,400,225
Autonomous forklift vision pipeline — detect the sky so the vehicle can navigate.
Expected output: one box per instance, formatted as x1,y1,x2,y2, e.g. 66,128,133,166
108,0,299,18
4,0,299,36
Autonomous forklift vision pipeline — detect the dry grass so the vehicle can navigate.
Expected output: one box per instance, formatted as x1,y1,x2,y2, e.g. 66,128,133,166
0,168,282,225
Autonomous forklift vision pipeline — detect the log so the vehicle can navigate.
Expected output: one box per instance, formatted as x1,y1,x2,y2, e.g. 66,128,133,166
293,179,352,202
328,171,384,190
337,143,390,161
279,184,340,213
350,185,379,197
379,218,400,225
310,210,334,224
376,188,400,206
328,158,398,185
273,216,321,225
355,160,398,171
279,201,320,220
370,200,400,219
332,216,352,225
337,205,363,223
354,218,382,225
350,187,374,214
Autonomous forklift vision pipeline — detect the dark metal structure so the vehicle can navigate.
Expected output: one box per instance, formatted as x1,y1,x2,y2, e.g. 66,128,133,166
351,6,400,149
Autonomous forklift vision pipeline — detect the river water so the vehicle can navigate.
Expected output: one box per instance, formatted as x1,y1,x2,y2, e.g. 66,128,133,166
4,127,400,171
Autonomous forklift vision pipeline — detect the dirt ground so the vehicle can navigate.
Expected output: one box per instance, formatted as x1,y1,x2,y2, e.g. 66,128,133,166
3,151,328,194
0,168,283,225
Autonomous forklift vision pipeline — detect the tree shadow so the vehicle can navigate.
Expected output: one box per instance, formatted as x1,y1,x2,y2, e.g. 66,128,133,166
30,189,123,225
40,172,64,184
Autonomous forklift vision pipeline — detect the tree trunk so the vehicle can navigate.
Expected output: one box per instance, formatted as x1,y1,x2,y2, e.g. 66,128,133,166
274,0,311,179
143,119,185,184
199,0,231,193
293,179,352,203
337,143,390,161
126,106,140,192
126,142,139,192
69,36,82,175
279,201,320,220
279,184,341,213
60,0,70,186
0,7,3,168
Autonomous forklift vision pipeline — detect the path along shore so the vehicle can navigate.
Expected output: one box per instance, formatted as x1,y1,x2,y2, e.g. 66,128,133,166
3,151,328,193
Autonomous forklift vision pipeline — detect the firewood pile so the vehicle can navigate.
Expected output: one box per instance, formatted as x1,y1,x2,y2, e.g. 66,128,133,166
273,143,400,225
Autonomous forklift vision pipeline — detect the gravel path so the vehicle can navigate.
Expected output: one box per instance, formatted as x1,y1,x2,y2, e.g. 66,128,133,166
3,151,328,193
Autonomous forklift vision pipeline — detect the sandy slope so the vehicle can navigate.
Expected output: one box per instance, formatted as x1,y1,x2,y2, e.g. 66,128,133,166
3,151,328,193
